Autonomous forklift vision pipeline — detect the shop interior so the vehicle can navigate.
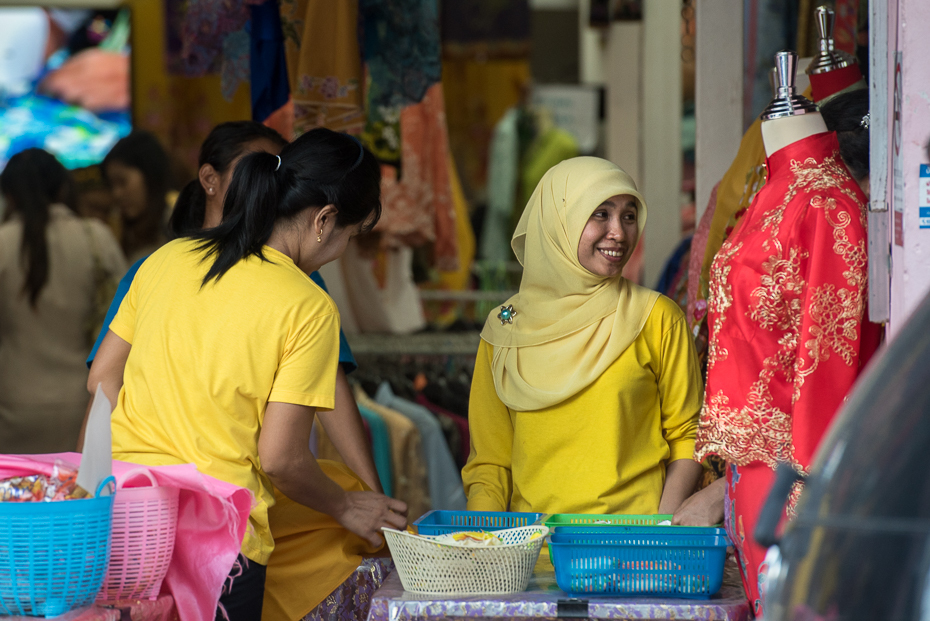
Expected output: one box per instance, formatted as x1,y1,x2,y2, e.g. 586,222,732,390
0,0,926,618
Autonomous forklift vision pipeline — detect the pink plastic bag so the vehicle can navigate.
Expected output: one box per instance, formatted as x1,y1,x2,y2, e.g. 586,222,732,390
0,453,253,621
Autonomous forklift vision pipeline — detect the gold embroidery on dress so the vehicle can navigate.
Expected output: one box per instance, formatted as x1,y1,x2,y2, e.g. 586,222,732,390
750,247,806,332
755,151,859,236
696,353,798,469
706,240,742,369
792,195,868,401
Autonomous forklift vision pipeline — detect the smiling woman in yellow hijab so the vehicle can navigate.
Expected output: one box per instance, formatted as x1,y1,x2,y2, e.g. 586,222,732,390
463,157,704,516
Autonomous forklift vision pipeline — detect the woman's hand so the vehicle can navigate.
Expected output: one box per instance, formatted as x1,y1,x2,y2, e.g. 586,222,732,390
334,491,408,548
672,477,726,526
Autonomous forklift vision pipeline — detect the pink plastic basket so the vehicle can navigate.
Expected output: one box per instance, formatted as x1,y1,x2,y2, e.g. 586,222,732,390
97,470,179,602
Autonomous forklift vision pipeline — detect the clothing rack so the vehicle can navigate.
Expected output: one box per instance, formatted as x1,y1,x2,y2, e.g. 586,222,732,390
345,332,481,356
315,346,474,522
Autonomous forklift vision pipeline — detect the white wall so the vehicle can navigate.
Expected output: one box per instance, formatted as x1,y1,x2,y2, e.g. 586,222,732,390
695,0,744,222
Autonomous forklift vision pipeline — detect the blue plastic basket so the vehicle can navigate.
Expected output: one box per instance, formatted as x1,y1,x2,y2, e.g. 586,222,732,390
413,510,545,536
0,477,115,617
549,525,729,599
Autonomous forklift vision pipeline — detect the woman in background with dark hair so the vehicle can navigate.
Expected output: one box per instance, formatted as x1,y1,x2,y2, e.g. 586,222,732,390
0,148,125,453
89,128,406,620
169,121,289,235
103,130,175,262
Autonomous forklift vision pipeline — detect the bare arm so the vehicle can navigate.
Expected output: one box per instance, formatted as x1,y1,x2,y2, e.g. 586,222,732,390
658,458,704,515
316,367,383,493
78,330,131,450
672,476,726,526
259,400,406,547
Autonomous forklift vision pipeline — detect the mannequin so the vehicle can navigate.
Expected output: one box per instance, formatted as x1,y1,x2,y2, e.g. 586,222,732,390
760,51,828,156
682,50,881,618
761,114,827,156
806,6,866,105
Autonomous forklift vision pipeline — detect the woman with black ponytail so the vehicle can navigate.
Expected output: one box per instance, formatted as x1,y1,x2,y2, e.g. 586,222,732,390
89,128,406,620
0,148,125,453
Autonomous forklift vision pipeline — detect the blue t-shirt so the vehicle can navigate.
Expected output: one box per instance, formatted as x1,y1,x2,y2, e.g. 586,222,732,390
87,257,358,373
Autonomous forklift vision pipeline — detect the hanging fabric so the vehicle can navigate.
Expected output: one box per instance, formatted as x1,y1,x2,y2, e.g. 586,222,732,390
360,0,441,110
375,382,466,511
133,0,252,173
249,0,289,122
354,385,432,521
480,107,520,263
378,82,459,271
279,0,364,134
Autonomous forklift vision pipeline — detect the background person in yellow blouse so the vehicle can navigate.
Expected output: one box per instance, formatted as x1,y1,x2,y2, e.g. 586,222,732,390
463,157,704,516
89,128,407,620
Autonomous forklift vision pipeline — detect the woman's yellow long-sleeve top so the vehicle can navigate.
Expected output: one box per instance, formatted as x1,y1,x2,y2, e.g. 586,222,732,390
463,295,702,515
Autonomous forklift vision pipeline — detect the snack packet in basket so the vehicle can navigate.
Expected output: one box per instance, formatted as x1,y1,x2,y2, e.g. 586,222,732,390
435,531,503,546
0,460,79,501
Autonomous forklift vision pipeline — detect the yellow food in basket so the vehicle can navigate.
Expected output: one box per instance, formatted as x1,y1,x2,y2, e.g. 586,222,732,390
436,531,502,546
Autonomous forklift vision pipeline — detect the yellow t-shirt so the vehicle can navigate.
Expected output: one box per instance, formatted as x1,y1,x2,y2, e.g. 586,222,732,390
463,295,701,515
109,239,340,564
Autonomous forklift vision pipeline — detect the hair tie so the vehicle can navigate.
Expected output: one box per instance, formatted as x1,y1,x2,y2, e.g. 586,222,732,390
274,155,282,171
860,113,871,129
346,135,365,173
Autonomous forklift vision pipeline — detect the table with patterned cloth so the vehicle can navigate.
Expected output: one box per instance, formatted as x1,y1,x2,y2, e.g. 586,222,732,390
367,556,750,620
302,558,395,621
1,595,176,621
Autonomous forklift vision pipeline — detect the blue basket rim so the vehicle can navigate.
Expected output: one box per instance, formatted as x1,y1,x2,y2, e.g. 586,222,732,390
549,535,730,548
551,524,727,536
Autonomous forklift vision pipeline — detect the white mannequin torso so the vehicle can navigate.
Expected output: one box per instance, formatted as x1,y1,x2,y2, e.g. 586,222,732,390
761,112,829,157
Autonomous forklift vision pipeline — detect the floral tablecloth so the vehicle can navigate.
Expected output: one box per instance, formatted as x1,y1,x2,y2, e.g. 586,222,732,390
303,557,395,621
367,555,750,621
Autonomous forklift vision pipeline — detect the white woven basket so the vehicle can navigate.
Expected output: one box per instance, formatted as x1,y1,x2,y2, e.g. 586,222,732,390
383,525,549,595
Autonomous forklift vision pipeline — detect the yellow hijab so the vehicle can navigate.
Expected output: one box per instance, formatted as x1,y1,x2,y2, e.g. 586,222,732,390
480,157,659,411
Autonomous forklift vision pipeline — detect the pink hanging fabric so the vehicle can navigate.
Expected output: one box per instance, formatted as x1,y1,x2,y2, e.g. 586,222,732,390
0,453,252,621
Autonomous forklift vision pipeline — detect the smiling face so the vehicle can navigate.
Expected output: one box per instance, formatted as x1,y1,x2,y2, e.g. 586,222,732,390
576,194,640,278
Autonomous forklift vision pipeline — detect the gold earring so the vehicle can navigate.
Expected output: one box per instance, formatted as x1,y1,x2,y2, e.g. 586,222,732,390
317,228,323,243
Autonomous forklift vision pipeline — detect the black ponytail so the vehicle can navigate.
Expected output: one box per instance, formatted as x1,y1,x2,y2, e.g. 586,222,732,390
820,89,870,181
169,121,287,238
0,149,73,307
192,127,382,286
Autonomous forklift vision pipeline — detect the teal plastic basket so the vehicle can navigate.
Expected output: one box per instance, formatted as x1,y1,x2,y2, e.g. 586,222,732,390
549,525,729,599
0,477,115,617
413,510,545,536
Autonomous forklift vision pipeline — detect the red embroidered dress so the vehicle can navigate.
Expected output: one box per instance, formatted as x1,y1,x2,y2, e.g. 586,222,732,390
696,132,880,614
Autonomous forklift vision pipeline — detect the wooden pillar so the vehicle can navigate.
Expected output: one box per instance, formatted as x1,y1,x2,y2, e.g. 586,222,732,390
866,0,891,324
640,0,682,287
605,21,643,184
695,0,744,223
